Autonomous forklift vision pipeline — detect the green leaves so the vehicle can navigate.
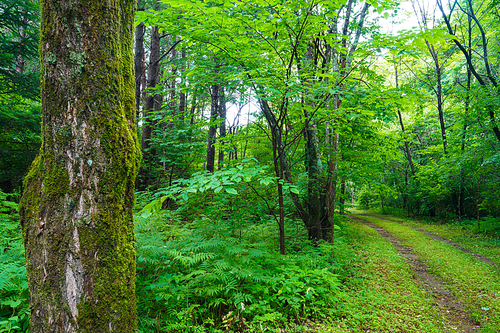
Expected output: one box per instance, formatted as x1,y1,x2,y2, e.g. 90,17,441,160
225,188,238,195
139,162,268,216
0,191,29,333
135,212,342,331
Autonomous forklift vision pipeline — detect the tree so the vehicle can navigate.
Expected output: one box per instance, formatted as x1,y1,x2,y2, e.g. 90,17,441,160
137,22,162,190
437,0,500,143
0,0,41,193
18,0,139,331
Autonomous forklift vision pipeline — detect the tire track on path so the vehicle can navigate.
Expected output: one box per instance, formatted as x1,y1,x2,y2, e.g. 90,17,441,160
350,215,480,332
355,213,500,269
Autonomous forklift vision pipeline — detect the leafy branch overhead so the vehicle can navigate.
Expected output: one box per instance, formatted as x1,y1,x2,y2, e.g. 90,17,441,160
140,159,299,217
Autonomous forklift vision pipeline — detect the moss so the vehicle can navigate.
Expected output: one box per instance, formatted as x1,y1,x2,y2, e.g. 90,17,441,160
54,125,72,146
42,159,69,197
21,0,140,331
69,51,86,75
45,52,56,64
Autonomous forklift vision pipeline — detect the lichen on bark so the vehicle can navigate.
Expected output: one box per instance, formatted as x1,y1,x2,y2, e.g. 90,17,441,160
19,0,139,332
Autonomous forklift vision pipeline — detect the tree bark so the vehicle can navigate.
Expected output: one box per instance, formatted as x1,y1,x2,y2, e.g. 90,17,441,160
206,84,219,172
137,23,162,190
218,87,227,169
134,1,145,119
19,1,139,332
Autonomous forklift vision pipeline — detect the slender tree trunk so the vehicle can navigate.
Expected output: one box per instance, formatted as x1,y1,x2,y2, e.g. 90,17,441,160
134,11,145,119
206,84,219,172
271,130,286,255
179,49,187,121
274,148,286,255
423,40,448,155
16,24,27,73
394,63,416,176
459,15,473,219
326,123,339,243
436,63,447,154
218,87,227,168
339,180,346,214
19,1,139,332
169,37,178,118
189,95,197,125
137,24,161,190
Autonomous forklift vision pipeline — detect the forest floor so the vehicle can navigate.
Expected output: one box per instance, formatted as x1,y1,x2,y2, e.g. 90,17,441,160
330,211,500,333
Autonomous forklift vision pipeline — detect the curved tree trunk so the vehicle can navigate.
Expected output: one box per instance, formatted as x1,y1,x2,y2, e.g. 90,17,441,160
19,1,139,332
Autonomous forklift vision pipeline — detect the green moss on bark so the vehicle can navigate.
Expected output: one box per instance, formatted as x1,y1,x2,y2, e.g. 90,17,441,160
20,0,139,332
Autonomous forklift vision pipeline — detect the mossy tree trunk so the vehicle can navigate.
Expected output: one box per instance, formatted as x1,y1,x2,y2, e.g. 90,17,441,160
19,1,139,332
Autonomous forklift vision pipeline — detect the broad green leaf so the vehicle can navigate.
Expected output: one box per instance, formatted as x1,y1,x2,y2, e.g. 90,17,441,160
225,188,238,195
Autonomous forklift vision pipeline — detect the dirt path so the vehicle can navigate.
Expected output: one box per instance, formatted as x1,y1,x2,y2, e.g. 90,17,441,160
355,213,500,268
350,215,480,332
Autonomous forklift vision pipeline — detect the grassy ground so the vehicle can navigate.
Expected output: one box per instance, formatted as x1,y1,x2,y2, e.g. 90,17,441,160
359,210,500,265
355,214,500,332
327,218,445,332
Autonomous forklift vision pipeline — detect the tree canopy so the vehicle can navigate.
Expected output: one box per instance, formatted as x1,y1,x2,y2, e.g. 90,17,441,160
1,0,500,331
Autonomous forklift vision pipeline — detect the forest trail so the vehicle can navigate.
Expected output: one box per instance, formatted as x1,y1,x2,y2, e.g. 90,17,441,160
350,214,480,332
355,213,500,269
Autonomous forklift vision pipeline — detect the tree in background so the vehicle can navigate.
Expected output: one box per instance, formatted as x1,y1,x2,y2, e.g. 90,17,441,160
19,0,139,331
0,0,41,193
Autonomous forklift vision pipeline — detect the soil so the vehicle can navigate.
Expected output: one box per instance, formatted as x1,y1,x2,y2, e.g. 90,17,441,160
350,215,481,332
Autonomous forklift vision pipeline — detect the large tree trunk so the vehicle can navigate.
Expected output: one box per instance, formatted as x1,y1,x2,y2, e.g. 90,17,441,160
304,114,327,240
19,1,139,332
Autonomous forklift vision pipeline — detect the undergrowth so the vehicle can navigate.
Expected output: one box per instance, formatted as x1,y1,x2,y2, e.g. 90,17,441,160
134,167,350,331
0,191,29,333
135,210,346,332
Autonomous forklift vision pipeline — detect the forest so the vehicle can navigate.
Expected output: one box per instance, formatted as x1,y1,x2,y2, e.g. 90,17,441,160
1,0,499,331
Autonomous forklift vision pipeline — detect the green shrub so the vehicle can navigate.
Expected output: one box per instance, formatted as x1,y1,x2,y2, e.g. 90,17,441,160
135,211,342,332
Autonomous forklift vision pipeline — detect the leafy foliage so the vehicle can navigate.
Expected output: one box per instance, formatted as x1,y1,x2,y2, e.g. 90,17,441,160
0,191,29,333
0,0,41,193
135,209,342,332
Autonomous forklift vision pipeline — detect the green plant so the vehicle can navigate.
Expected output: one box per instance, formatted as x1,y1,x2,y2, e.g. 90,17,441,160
0,191,29,332
135,208,342,332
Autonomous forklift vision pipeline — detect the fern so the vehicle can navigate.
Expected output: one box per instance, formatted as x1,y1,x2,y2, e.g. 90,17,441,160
135,209,342,332
0,191,29,333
